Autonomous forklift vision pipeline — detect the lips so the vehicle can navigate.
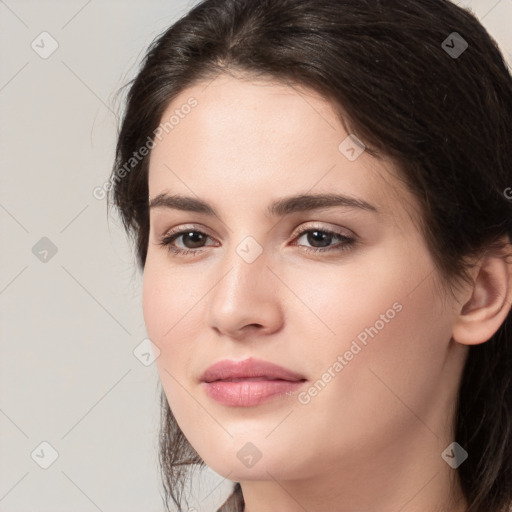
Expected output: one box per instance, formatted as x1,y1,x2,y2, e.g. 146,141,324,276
200,357,307,407
200,357,306,383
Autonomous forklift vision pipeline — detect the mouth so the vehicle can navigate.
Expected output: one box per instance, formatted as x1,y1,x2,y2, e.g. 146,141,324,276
200,357,307,407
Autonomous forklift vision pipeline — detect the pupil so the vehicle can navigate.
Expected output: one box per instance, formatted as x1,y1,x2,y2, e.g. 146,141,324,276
185,232,204,248
308,230,331,247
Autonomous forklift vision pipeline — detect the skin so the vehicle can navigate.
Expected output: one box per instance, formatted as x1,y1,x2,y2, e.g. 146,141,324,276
142,73,512,512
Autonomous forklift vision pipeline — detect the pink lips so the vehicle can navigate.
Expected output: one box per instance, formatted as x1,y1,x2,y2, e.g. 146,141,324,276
200,357,307,407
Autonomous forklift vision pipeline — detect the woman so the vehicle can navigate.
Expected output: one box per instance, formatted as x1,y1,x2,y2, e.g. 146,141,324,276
108,0,512,510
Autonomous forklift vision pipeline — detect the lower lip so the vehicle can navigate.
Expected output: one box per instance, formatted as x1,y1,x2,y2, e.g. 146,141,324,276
203,379,306,407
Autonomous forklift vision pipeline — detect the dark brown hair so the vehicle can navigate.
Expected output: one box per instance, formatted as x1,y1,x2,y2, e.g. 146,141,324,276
108,1,512,510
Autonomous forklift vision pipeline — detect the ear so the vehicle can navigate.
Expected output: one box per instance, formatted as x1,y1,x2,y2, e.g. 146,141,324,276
452,237,512,346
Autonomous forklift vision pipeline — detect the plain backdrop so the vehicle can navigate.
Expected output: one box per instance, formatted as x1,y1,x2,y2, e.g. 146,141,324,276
1,0,511,511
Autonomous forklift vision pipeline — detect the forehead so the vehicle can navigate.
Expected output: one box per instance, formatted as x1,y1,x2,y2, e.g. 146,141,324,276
147,74,412,218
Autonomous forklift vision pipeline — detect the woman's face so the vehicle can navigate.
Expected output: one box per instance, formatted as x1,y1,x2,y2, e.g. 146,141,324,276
143,74,466,485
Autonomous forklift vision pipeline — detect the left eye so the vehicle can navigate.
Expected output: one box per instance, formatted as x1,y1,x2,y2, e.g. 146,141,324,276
293,228,354,252
157,226,356,256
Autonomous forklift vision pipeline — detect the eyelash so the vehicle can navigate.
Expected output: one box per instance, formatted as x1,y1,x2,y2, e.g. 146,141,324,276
157,225,356,257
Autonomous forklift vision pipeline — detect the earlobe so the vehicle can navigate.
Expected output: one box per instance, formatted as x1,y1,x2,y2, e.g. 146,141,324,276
452,243,512,346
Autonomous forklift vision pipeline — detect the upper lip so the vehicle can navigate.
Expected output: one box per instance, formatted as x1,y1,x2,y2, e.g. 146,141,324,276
200,357,306,383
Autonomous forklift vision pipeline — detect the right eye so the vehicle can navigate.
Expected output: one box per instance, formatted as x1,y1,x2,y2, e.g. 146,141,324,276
158,228,216,256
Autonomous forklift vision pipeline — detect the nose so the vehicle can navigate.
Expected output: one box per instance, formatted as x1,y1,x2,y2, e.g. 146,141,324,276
205,242,285,340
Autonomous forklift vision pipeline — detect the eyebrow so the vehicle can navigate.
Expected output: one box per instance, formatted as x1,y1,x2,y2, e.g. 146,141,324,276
148,192,378,217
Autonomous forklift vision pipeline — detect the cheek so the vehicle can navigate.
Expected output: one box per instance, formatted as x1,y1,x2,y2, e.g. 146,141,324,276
142,263,198,422
294,252,452,445
142,256,191,342
142,257,207,385
280,246,412,370
142,267,168,343
280,289,446,473
290,237,450,400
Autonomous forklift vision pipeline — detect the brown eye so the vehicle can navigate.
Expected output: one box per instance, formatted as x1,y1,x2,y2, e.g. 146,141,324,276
293,227,355,254
158,229,215,256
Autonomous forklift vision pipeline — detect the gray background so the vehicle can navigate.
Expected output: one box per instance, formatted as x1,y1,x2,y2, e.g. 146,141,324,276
1,1,511,511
